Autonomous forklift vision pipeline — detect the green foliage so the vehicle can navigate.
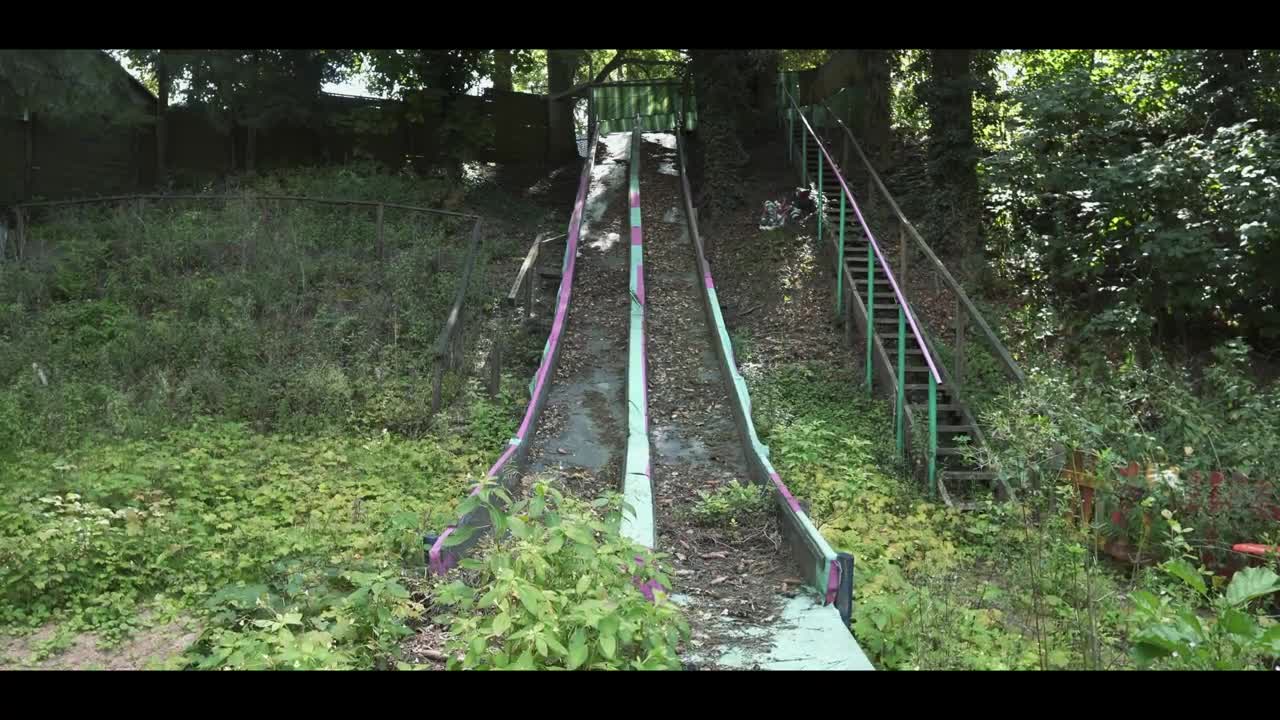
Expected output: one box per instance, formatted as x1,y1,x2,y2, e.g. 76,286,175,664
0,420,489,667
0,166,507,452
689,480,770,527
1131,558,1280,670
754,360,1140,670
0,50,153,125
984,49,1280,347
434,480,688,670
972,340,1280,556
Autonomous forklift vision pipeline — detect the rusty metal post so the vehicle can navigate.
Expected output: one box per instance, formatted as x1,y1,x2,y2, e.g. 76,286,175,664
376,202,385,262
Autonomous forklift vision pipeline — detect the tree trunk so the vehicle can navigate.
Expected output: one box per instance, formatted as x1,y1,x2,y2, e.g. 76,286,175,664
805,50,863,106
859,50,892,172
246,125,257,174
156,50,169,187
22,109,33,201
492,50,513,92
547,49,582,164
689,49,776,229
925,49,981,266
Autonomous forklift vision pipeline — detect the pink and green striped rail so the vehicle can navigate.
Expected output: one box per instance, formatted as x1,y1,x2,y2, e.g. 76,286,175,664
429,124,602,573
674,116,852,617
621,121,655,547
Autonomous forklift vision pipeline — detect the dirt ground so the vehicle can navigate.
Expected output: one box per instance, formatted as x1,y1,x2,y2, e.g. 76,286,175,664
0,614,199,670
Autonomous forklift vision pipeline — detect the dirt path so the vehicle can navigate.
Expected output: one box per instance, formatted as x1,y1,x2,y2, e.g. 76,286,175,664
636,134,793,668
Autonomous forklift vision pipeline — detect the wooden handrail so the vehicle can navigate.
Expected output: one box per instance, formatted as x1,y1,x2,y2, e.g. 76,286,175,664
819,98,1026,385
434,219,485,359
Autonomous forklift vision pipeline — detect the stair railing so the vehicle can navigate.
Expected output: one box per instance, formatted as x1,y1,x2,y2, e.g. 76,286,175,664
780,82,943,494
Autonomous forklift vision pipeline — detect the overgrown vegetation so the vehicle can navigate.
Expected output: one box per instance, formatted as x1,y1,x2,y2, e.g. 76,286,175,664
0,165,529,669
0,164,500,455
434,479,688,670
752,361,1279,670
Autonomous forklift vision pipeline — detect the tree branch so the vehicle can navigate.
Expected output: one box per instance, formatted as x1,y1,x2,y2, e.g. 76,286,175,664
550,50,629,101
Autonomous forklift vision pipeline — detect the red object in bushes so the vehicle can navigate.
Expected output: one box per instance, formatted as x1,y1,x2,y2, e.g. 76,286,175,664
1232,543,1280,557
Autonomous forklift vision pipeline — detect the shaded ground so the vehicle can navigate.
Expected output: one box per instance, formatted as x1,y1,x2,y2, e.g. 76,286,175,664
637,133,793,669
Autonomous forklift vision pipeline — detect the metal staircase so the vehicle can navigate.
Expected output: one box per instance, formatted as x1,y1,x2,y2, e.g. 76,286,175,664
779,77,1023,507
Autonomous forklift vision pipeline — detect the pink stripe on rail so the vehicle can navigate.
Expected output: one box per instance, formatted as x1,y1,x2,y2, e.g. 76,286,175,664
635,264,645,304
487,442,519,478
769,471,804,514
789,101,941,384
429,526,455,574
826,559,840,604
512,165,591,438
704,272,714,289
631,226,642,246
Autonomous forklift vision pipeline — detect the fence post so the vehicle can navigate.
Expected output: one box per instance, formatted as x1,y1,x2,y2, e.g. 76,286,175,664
801,127,808,186
836,187,846,316
954,297,967,401
928,373,938,497
899,218,908,285
526,240,537,325
15,209,26,261
897,306,906,459
865,249,875,394
488,339,502,399
376,203,385,262
817,151,824,245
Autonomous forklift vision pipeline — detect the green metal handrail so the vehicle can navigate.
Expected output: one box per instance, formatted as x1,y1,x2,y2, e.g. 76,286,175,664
818,96,1026,387
779,79,942,494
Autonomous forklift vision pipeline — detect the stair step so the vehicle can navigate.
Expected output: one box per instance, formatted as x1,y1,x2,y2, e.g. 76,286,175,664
936,447,970,457
911,403,962,414
944,470,997,481
903,365,932,374
937,424,975,433
904,383,948,392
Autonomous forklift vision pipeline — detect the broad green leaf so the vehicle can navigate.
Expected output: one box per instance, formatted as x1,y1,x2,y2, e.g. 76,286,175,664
441,524,477,547
456,496,481,517
544,632,568,656
564,523,594,546
1161,559,1206,595
512,648,535,670
508,516,529,540
491,611,511,635
516,583,543,616
1261,625,1280,653
1224,568,1280,608
598,614,619,659
567,628,588,670
1219,608,1258,639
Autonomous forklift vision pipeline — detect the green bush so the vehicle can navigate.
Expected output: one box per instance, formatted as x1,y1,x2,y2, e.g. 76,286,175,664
434,480,688,670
